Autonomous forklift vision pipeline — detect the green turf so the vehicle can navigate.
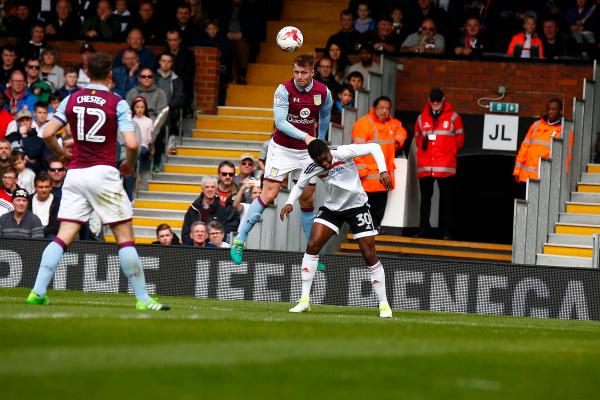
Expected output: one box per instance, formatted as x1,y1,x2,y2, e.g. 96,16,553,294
1,288,599,399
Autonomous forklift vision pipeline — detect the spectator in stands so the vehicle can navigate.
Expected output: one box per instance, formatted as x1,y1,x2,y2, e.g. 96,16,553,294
507,14,544,58
59,67,81,98
541,17,580,59
81,0,121,41
6,3,35,40
412,0,449,37
352,95,407,229
152,223,181,245
390,6,410,45
364,17,401,55
40,48,65,91
47,156,66,199
414,88,464,240
347,43,380,80
113,49,140,98
47,93,62,119
0,167,19,202
171,3,202,47
354,2,376,33
326,42,350,84
315,56,341,99
165,29,196,110
326,9,363,55
0,45,21,88
232,176,261,233
156,53,185,118
198,18,232,105
5,110,45,173
113,28,156,70
17,22,48,63
182,176,239,246
77,42,95,88
11,150,34,194
131,96,153,162
0,139,11,171
0,188,43,239
208,220,230,248
113,0,132,37
132,1,163,45
32,101,49,134
454,16,490,57
5,70,37,115
0,93,12,139
513,98,563,185
125,67,168,121
44,0,82,40
187,0,206,24
29,171,59,239
25,58,52,103
217,160,238,205
233,153,257,188
347,71,364,91
565,0,598,47
188,221,209,247
331,84,354,124
401,18,446,54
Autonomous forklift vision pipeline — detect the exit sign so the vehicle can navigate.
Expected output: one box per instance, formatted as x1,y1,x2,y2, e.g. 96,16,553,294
490,102,519,113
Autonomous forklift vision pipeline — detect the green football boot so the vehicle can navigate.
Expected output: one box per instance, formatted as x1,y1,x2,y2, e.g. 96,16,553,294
230,238,246,265
136,297,170,311
25,291,49,305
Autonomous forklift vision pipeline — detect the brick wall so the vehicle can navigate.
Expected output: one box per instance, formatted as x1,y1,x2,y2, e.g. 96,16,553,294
192,47,219,115
395,57,594,119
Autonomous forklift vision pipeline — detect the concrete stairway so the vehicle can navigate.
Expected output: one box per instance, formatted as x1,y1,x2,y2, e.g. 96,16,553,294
537,164,600,268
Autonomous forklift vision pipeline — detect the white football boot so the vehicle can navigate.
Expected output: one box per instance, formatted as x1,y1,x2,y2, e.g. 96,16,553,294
289,295,311,313
379,302,392,318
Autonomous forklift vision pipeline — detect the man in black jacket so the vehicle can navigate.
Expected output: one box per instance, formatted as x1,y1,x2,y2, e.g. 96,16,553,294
181,176,239,246
165,29,196,112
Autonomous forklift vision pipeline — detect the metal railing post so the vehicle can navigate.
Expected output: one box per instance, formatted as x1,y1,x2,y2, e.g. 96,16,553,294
512,199,528,264
524,178,540,265
548,137,563,236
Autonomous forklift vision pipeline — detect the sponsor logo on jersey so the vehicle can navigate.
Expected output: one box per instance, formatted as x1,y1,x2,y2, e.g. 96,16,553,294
287,114,314,125
313,94,321,106
299,108,310,118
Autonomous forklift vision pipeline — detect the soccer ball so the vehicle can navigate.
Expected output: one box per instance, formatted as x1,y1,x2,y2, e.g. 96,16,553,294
276,26,303,52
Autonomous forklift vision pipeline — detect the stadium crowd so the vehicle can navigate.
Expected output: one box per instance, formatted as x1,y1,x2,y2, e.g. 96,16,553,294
0,0,595,247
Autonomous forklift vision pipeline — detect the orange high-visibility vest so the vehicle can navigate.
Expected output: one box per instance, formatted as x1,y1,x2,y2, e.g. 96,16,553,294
513,118,562,182
352,108,407,192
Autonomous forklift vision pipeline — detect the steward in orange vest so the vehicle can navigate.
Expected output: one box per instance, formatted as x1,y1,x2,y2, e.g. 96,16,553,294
513,98,563,183
352,96,407,227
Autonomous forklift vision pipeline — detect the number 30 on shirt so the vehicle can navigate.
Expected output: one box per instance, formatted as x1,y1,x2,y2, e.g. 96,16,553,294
72,106,106,143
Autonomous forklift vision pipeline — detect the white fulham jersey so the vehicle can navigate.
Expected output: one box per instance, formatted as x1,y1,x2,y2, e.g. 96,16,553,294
286,143,387,212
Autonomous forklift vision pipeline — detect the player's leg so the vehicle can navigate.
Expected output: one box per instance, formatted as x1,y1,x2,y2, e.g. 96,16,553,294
290,212,338,313
110,222,169,311
230,179,282,264
357,236,392,318
298,184,326,272
26,222,82,304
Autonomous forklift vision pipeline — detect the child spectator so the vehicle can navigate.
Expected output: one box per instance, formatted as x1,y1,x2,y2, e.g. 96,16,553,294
33,102,49,137
331,84,354,124
507,15,544,58
354,2,376,33
47,93,63,119
347,71,364,91
59,67,81,98
40,48,65,91
152,223,181,245
113,0,132,36
208,220,230,248
11,150,35,194
131,96,153,162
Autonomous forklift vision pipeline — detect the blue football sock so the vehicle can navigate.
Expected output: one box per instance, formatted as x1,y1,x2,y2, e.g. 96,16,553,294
32,240,65,297
300,208,315,242
118,244,149,302
236,197,267,242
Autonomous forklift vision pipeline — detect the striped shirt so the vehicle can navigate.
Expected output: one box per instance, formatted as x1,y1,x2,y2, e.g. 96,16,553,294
0,211,44,239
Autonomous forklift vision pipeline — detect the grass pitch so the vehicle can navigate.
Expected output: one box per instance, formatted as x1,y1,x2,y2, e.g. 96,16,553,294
1,288,599,400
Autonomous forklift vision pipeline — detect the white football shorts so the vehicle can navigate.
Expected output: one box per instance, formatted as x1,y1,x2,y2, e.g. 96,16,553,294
263,139,317,185
57,165,133,225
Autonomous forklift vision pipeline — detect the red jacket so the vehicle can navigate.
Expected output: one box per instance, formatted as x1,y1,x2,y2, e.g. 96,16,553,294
414,101,464,178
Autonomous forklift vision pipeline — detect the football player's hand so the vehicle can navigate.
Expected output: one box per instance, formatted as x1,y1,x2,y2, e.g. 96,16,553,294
380,171,392,191
304,135,316,145
280,204,294,221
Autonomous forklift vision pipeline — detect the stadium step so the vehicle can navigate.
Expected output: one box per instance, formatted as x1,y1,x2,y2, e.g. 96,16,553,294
558,212,600,225
217,106,273,118
166,155,239,166
547,233,593,246
587,163,600,173
543,243,592,258
133,208,186,219
105,235,157,244
175,146,261,158
580,172,600,183
576,182,600,193
192,129,271,142
134,199,190,211
565,202,600,214
195,115,274,131
555,222,600,236
281,0,347,21
571,191,600,203
150,172,204,183
163,164,236,175
136,191,197,203
179,137,264,151
339,234,512,262
226,84,274,107
536,253,592,268
247,63,292,86
133,216,183,228
256,46,303,65
147,181,200,194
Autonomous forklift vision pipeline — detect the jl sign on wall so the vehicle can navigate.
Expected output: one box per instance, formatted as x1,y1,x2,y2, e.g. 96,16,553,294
482,114,519,151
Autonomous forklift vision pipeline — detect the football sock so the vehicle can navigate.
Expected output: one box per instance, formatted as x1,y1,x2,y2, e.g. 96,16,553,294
300,253,319,298
300,207,315,242
236,196,267,242
118,242,150,302
368,261,388,305
32,238,66,297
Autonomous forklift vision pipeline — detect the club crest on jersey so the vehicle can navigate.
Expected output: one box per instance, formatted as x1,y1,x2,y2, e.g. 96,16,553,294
313,94,321,106
299,108,310,118
270,168,279,177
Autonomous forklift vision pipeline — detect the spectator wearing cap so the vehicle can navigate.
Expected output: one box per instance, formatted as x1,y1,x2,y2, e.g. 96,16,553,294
28,171,59,239
414,88,464,240
112,28,156,71
152,223,181,245
5,70,37,115
5,110,46,173
234,153,257,203
81,0,121,41
44,0,82,40
0,188,43,239
77,43,95,88
347,43,380,80
40,48,65,91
